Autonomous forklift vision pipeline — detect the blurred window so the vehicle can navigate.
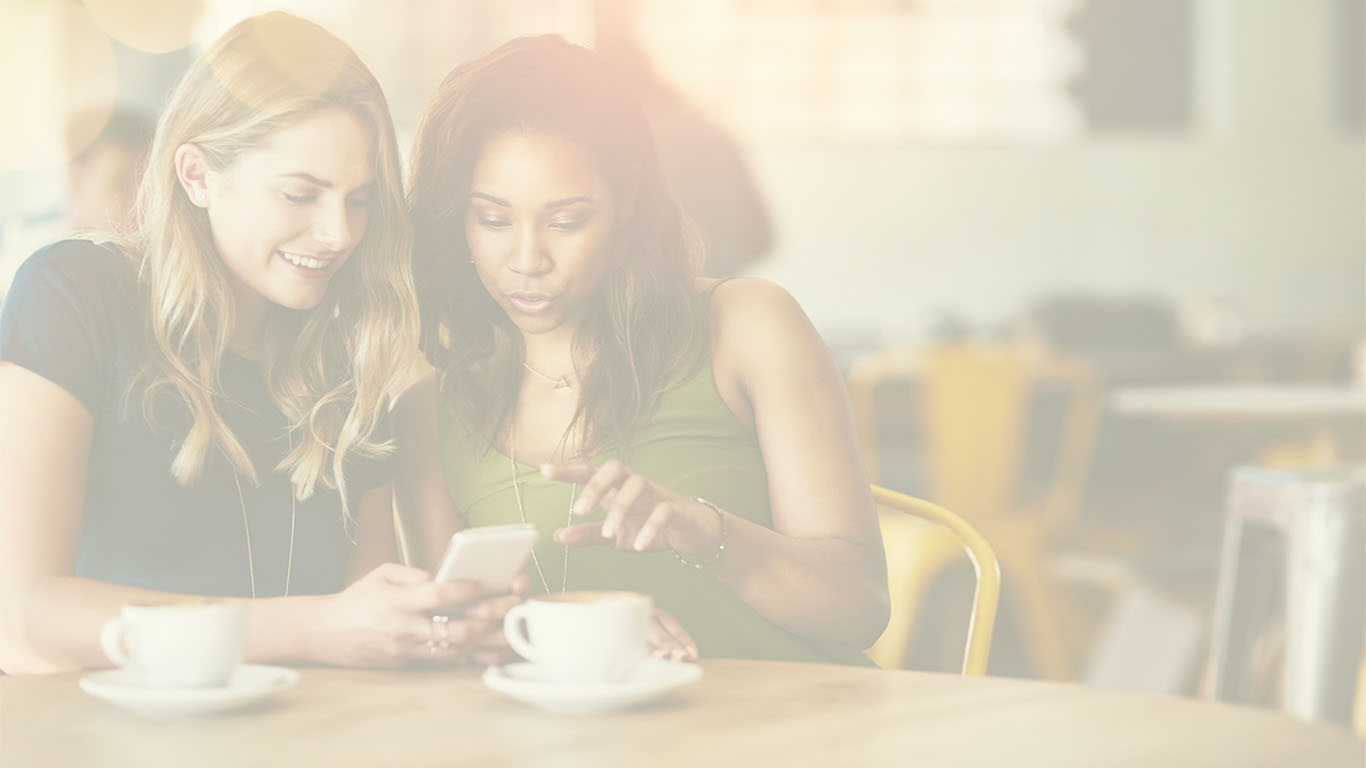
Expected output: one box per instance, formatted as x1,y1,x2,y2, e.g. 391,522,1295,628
635,0,1086,144
195,0,594,137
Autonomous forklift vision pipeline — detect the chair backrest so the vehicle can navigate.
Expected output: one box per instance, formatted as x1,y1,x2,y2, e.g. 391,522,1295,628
850,343,1102,533
871,484,1001,675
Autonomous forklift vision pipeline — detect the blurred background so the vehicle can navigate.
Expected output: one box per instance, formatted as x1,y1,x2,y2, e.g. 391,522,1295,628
1,0,1362,731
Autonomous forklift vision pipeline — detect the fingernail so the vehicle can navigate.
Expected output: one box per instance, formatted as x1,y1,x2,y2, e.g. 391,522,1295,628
600,522,614,537
572,502,585,516
539,464,554,477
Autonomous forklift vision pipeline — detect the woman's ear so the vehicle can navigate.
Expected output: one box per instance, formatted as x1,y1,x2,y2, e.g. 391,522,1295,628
174,143,212,208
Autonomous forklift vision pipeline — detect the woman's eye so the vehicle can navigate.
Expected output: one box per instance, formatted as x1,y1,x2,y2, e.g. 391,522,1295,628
282,191,316,204
479,217,511,230
549,219,585,232
347,197,371,209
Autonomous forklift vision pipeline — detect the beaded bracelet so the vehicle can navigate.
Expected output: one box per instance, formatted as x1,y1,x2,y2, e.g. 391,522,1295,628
673,497,727,569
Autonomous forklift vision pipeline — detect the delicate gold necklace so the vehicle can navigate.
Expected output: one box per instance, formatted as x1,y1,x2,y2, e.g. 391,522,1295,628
508,439,576,595
231,432,297,599
522,361,574,392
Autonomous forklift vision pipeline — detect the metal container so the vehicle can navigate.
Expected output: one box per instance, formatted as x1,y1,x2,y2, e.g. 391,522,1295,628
1205,465,1365,724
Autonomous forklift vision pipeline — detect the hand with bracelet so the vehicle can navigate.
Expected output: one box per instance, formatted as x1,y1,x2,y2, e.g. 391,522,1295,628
541,460,726,565
541,459,706,662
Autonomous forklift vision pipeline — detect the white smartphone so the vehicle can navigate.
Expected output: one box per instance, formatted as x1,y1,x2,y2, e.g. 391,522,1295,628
433,523,539,594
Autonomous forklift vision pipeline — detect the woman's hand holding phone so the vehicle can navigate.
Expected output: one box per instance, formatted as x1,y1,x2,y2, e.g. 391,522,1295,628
303,562,531,668
408,524,540,665
454,571,532,666
303,563,484,667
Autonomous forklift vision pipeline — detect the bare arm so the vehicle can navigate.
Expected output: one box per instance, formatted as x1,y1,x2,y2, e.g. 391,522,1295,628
391,371,464,572
0,364,495,673
548,279,889,650
0,364,264,671
0,362,97,672
707,279,889,648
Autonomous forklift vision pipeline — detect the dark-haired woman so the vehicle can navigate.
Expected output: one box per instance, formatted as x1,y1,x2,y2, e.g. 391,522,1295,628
395,36,888,664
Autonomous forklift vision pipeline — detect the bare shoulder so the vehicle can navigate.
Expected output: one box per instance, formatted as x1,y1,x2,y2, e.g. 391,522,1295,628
706,277,819,350
703,278,834,401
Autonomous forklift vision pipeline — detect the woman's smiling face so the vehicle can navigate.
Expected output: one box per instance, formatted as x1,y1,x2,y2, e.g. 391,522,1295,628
201,107,376,315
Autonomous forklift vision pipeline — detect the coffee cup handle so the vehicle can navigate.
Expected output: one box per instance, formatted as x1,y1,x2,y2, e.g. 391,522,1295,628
502,605,540,664
99,617,133,668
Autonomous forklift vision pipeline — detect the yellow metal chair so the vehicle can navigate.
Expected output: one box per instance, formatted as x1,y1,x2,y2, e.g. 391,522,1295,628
867,484,1000,676
851,343,1122,679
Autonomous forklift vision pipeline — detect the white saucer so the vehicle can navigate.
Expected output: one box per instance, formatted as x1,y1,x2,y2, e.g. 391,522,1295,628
483,659,702,715
78,664,299,718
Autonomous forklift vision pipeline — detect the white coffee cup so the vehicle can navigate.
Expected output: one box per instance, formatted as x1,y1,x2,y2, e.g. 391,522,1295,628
99,600,246,688
503,590,652,684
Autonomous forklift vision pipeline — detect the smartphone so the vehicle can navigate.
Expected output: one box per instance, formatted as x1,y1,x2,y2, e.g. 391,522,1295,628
433,523,539,594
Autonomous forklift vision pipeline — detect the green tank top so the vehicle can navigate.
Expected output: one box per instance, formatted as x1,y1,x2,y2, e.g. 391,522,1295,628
439,362,871,665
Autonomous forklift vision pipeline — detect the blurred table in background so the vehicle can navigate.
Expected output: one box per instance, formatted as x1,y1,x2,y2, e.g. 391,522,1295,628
1111,385,1366,420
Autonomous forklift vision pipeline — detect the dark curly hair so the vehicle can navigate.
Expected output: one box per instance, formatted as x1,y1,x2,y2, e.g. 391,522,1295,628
408,35,707,456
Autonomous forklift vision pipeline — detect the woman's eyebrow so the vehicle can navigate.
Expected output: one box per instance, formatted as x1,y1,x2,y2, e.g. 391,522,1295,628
280,172,375,194
279,171,332,187
468,192,595,209
545,196,593,209
470,191,508,206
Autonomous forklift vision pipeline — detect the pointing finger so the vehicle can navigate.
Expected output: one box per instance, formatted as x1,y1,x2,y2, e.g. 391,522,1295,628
554,522,610,548
571,460,629,518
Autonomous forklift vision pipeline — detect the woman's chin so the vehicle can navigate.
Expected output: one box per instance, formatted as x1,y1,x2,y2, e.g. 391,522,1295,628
269,288,330,313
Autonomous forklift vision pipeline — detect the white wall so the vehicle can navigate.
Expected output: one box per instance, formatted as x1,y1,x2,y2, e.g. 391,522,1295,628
749,140,1364,340
748,0,1365,340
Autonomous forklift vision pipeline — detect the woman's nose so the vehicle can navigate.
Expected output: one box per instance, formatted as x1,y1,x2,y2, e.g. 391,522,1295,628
508,225,551,275
313,200,356,253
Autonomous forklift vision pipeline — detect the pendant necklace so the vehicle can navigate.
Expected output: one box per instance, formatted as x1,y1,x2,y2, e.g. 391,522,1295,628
508,438,576,595
232,431,297,598
522,361,574,393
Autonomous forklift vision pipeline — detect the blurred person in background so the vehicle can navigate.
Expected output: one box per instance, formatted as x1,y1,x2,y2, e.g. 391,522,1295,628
0,12,518,675
64,107,156,236
0,109,156,304
396,36,887,664
592,0,774,278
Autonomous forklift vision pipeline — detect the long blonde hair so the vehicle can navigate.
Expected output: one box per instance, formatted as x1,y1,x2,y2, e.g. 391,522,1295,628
126,12,417,512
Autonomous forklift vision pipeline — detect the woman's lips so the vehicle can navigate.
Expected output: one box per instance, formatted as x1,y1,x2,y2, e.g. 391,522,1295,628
507,292,555,315
277,250,335,279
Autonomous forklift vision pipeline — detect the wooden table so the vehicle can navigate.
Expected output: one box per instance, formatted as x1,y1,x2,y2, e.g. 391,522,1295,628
3,660,1361,767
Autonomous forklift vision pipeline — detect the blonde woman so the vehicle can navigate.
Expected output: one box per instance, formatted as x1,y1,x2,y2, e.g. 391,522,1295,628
0,13,514,674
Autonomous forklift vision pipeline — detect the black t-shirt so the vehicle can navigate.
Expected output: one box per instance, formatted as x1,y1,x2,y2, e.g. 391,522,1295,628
0,240,393,597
